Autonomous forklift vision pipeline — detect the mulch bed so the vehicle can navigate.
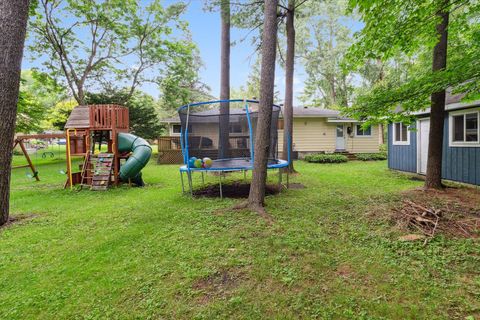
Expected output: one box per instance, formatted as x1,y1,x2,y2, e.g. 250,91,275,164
393,187,480,241
193,182,282,199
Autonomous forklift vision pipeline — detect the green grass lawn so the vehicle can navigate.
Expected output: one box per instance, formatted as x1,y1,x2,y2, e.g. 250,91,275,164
1,160,479,319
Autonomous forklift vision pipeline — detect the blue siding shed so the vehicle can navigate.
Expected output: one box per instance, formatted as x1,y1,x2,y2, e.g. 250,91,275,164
441,116,480,185
387,123,417,173
388,109,480,186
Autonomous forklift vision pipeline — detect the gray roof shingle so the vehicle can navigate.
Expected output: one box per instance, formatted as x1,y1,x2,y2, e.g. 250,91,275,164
161,106,349,123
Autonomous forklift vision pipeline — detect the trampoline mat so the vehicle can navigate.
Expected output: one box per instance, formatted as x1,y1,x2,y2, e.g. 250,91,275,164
180,157,287,171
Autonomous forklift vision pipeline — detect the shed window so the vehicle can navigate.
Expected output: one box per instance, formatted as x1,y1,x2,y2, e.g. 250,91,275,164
393,122,410,145
355,124,371,137
450,110,479,146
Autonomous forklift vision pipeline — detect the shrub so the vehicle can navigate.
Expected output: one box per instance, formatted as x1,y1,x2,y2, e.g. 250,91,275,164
304,153,348,163
379,144,387,153
356,153,387,161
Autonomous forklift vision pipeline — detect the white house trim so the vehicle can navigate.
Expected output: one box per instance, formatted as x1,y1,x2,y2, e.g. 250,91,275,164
392,122,410,145
170,124,181,136
353,124,372,138
416,117,430,174
448,107,480,148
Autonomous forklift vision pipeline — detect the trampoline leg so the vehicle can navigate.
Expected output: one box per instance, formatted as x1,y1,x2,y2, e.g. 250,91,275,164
278,169,282,190
243,170,247,182
219,173,223,199
180,171,185,194
287,170,290,189
201,171,205,185
187,171,193,197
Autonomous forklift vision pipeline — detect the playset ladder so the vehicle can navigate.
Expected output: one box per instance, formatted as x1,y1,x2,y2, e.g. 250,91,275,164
90,153,115,191
79,151,92,188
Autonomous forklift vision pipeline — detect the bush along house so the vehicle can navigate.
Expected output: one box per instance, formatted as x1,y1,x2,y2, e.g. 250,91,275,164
388,91,480,186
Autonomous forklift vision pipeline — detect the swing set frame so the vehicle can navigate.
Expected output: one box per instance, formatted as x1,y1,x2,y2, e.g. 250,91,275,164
12,133,66,181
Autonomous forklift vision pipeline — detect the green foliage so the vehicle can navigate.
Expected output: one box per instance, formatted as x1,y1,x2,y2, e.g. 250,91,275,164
304,153,348,163
28,0,196,104
356,153,387,161
17,70,67,132
379,143,387,153
16,90,45,133
158,45,212,111
85,90,163,140
48,100,77,130
297,0,354,108
231,55,280,101
345,1,480,122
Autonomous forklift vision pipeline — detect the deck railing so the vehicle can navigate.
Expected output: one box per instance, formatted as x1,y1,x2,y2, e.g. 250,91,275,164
89,104,129,130
157,135,251,164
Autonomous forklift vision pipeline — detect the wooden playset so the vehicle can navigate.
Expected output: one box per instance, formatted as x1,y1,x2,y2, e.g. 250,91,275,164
64,104,129,189
13,104,152,190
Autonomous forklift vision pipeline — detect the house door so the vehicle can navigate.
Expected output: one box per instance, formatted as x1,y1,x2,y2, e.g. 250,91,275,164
418,118,430,174
336,125,345,150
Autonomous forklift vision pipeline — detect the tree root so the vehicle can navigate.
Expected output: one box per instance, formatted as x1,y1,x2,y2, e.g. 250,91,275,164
233,201,274,225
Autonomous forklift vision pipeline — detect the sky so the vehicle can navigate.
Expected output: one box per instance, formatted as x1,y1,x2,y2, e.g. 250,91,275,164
22,0,306,106
160,0,305,104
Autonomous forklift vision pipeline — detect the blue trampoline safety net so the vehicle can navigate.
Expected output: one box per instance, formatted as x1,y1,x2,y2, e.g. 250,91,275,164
178,99,285,171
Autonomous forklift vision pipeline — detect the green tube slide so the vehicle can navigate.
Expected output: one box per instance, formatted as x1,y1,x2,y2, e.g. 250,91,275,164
118,133,152,186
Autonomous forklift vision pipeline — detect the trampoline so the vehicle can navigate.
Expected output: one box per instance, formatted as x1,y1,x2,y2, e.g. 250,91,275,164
178,99,290,197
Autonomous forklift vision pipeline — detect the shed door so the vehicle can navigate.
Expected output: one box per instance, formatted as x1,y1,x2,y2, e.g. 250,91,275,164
336,125,345,150
418,119,430,174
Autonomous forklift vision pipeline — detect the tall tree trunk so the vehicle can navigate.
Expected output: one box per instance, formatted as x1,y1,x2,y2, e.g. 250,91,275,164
0,0,30,226
425,2,449,189
331,76,336,105
377,58,385,145
218,0,230,159
282,0,295,173
248,0,278,210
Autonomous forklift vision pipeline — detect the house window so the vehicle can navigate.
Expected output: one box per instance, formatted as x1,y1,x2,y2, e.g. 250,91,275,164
172,124,192,135
355,124,372,137
229,123,243,133
393,122,410,145
450,110,479,146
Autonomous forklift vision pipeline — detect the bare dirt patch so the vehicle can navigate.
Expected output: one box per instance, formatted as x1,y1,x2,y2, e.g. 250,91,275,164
0,214,37,231
335,264,355,279
288,183,306,189
392,187,480,240
193,182,282,199
192,268,245,304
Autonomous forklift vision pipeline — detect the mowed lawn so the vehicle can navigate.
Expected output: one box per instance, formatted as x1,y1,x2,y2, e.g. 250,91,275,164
1,160,479,319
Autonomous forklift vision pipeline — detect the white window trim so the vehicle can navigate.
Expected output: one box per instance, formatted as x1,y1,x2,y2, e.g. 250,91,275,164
449,108,480,148
392,122,410,145
170,124,181,136
354,124,372,138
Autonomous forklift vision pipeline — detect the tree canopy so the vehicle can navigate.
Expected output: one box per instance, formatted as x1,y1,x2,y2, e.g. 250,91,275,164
345,0,480,122
17,70,66,133
28,0,197,105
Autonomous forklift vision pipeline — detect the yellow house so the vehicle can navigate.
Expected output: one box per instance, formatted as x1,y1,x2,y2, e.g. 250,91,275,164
277,107,381,158
160,106,381,161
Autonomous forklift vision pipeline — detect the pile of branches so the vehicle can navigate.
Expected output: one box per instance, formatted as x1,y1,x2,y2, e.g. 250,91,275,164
394,200,480,241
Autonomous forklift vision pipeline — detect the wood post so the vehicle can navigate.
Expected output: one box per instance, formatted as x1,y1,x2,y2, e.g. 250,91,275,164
16,139,39,181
